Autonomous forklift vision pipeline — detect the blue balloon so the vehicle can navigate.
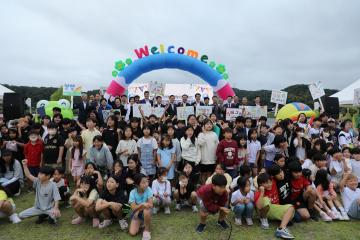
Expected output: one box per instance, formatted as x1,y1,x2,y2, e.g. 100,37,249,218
119,54,222,86
109,53,235,100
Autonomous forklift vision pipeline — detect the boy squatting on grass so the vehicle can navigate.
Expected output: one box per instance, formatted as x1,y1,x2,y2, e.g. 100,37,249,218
19,159,61,224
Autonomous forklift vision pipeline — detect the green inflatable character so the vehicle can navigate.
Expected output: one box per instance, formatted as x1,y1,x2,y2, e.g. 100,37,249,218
36,99,74,119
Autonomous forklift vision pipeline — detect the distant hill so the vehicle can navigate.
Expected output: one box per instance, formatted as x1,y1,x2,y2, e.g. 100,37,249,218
233,84,338,108
3,84,338,108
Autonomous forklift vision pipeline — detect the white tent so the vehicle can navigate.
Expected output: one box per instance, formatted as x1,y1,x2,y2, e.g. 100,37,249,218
330,78,360,105
0,84,14,97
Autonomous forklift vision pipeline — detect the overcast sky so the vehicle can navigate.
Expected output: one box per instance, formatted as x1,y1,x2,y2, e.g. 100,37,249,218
1,0,360,91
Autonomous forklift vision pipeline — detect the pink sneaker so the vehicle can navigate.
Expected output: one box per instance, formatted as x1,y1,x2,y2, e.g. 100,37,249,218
71,217,84,225
92,218,100,228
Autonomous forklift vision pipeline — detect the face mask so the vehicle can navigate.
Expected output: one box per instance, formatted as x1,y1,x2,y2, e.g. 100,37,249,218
48,129,57,136
323,132,330,138
161,176,167,182
29,136,38,142
298,132,304,137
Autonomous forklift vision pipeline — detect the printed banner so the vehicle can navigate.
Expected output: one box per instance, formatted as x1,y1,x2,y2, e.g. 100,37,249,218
63,83,82,96
149,81,165,97
196,106,213,117
354,88,360,106
271,90,287,105
226,106,268,120
133,104,152,118
309,82,325,100
177,106,195,120
101,110,112,122
153,107,165,118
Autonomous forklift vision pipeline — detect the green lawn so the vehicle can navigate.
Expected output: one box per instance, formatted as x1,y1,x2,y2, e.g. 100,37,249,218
1,191,359,240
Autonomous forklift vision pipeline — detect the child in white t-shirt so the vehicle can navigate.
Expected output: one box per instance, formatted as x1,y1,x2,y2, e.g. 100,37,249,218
350,148,360,185
231,176,254,226
329,149,350,189
151,167,171,215
340,174,360,219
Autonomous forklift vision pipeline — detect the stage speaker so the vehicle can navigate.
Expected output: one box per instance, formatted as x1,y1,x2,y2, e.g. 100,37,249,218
3,93,24,120
323,96,339,119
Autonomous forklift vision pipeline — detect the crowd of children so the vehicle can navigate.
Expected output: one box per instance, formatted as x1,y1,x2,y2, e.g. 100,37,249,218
0,92,360,240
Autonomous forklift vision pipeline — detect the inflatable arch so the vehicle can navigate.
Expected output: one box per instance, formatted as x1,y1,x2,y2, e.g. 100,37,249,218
106,53,235,100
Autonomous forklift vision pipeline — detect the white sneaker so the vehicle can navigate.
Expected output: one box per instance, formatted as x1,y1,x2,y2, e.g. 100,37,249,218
98,219,112,229
245,218,253,226
142,230,151,240
9,213,21,224
320,211,332,222
332,210,341,220
260,218,269,229
175,203,181,211
119,219,128,230
152,207,158,215
164,207,171,214
235,218,242,226
192,205,198,212
341,211,350,221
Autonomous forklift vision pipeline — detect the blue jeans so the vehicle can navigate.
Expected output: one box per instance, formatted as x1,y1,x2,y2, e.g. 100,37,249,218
348,199,360,219
233,202,254,218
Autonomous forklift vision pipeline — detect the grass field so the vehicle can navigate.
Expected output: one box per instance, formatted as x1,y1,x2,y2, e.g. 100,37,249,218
1,190,359,240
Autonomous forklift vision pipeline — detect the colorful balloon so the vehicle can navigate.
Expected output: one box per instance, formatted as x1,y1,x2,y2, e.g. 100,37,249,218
276,102,316,121
106,54,235,100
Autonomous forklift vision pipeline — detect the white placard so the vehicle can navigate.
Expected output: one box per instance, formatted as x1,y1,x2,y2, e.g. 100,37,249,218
271,90,288,105
309,82,325,100
226,108,242,121
196,106,213,117
354,88,360,106
133,104,152,118
101,110,112,122
244,106,268,118
225,106,268,121
153,107,165,118
177,106,194,120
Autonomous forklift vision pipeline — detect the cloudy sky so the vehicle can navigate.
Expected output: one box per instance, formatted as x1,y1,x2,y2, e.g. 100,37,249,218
1,0,360,91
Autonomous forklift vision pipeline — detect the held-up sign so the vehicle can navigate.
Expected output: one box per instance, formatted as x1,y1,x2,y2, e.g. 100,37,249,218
226,106,268,121
354,88,360,106
196,106,213,117
226,108,242,121
177,106,194,120
271,90,287,105
309,82,325,100
153,107,165,118
133,104,152,118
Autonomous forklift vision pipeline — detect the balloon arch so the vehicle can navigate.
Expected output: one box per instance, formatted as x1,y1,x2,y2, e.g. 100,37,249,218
105,45,235,99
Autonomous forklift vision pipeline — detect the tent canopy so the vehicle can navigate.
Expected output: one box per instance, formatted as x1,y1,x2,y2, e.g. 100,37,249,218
0,84,14,96
331,78,359,105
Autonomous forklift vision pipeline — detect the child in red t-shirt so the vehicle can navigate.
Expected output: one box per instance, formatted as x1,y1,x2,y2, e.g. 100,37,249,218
288,160,317,221
254,173,295,239
195,174,230,233
24,130,44,177
216,128,239,178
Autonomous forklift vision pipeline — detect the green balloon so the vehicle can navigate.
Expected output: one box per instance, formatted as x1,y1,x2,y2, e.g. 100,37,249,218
125,58,132,65
209,61,216,68
112,70,118,77
115,60,125,71
222,73,229,80
216,64,226,74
